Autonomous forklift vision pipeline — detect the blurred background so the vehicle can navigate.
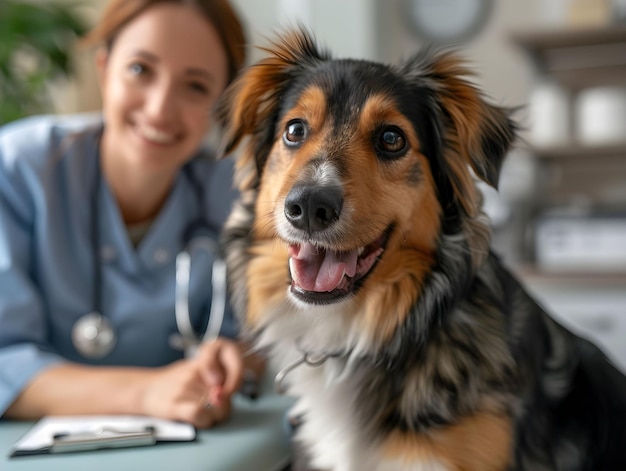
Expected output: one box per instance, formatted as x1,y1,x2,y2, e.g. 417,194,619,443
2,0,626,370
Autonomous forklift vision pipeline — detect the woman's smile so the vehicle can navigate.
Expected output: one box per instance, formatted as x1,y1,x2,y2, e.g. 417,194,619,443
133,122,179,146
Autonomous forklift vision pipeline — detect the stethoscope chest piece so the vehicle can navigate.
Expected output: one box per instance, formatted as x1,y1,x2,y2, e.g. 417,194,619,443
72,312,116,358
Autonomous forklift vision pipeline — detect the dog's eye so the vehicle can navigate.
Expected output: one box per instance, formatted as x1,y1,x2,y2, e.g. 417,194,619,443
283,120,308,147
376,126,407,158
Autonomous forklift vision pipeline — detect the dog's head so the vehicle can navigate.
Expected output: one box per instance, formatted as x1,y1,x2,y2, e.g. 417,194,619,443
217,29,516,345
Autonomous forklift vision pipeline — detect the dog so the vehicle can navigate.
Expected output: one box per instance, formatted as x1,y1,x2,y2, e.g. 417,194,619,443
216,29,626,470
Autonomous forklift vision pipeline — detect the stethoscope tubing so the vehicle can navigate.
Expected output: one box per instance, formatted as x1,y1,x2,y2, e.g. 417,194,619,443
174,237,226,347
78,135,226,358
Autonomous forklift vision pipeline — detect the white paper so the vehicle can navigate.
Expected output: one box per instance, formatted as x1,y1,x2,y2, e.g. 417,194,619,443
12,415,196,453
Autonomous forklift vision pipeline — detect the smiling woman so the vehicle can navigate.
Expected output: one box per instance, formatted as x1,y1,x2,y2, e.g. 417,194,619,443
0,0,266,431
91,3,230,223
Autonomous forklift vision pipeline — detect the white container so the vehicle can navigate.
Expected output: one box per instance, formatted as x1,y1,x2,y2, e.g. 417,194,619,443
528,81,570,147
576,86,626,145
535,215,626,272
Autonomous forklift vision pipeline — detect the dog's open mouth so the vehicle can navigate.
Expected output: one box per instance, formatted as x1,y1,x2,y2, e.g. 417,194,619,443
288,228,391,303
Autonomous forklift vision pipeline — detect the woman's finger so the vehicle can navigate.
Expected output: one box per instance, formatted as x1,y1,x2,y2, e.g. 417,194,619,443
192,398,232,429
216,341,244,394
197,339,244,396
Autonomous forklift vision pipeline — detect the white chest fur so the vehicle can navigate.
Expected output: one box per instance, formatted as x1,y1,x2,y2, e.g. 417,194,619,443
285,361,451,471
259,302,452,471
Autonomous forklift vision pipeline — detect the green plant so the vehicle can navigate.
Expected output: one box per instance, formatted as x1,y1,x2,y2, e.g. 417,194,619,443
0,0,87,125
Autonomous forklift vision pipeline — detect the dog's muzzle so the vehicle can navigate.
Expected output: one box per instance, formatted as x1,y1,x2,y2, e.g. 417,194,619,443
283,184,390,303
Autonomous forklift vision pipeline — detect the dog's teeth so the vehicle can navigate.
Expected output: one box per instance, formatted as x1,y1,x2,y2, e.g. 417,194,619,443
357,247,364,256
289,257,296,278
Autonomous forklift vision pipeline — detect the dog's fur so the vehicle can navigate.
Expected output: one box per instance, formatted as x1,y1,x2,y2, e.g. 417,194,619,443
216,29,626,471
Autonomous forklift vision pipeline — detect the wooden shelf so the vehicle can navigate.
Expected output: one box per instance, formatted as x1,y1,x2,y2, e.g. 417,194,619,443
513,25,626,90
511,264,626,287
512,26,626,271
513,25,626,49
528,147,626,207
528,142,626,161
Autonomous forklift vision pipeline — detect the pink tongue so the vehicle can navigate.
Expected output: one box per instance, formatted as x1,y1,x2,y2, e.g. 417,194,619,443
289,243,358,292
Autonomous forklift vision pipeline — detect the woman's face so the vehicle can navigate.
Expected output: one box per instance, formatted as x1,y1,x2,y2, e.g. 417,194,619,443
97,3,228,176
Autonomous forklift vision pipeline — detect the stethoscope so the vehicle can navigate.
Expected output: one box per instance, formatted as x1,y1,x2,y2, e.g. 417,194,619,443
71,148,227,359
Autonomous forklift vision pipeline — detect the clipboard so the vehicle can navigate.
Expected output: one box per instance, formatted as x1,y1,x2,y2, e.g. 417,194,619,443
9,415,196,458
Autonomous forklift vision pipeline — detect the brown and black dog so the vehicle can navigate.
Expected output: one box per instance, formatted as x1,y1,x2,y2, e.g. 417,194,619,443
216,29,626,470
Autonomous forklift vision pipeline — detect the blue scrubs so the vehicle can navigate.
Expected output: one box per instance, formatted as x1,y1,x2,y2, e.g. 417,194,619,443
0,114,239,414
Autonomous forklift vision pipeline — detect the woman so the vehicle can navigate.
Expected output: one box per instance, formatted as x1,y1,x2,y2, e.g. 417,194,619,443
0,0,262,429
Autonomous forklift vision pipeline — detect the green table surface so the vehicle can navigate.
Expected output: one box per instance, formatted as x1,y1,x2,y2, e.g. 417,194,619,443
1,382,295,471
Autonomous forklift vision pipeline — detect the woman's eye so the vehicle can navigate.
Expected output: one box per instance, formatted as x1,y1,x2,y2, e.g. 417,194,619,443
189,82,209,95
128,62,147,76
377,126,407,157
283,120,307,147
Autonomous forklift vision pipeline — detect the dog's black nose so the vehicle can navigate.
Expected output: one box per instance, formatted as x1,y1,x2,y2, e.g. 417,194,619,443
284,184,342,233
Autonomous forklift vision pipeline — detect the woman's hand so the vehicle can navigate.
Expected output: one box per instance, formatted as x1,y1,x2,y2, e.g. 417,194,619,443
141,338,244,429
4,339,257,425
194,338,245,407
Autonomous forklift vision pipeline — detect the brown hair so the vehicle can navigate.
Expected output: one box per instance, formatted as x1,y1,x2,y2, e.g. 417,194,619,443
81,0,246,84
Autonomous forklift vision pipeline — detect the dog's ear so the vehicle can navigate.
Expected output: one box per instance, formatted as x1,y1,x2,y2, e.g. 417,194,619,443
215,28,329,191
403,50,516,198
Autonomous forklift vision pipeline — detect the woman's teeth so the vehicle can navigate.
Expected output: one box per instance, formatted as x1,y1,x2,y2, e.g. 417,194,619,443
139,126,176,144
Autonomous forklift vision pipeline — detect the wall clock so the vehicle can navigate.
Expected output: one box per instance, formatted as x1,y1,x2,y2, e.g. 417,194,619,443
402,0,494,43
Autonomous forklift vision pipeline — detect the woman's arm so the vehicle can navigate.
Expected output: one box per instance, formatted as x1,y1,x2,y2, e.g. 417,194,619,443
4,363,155,419
4,338,246,428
